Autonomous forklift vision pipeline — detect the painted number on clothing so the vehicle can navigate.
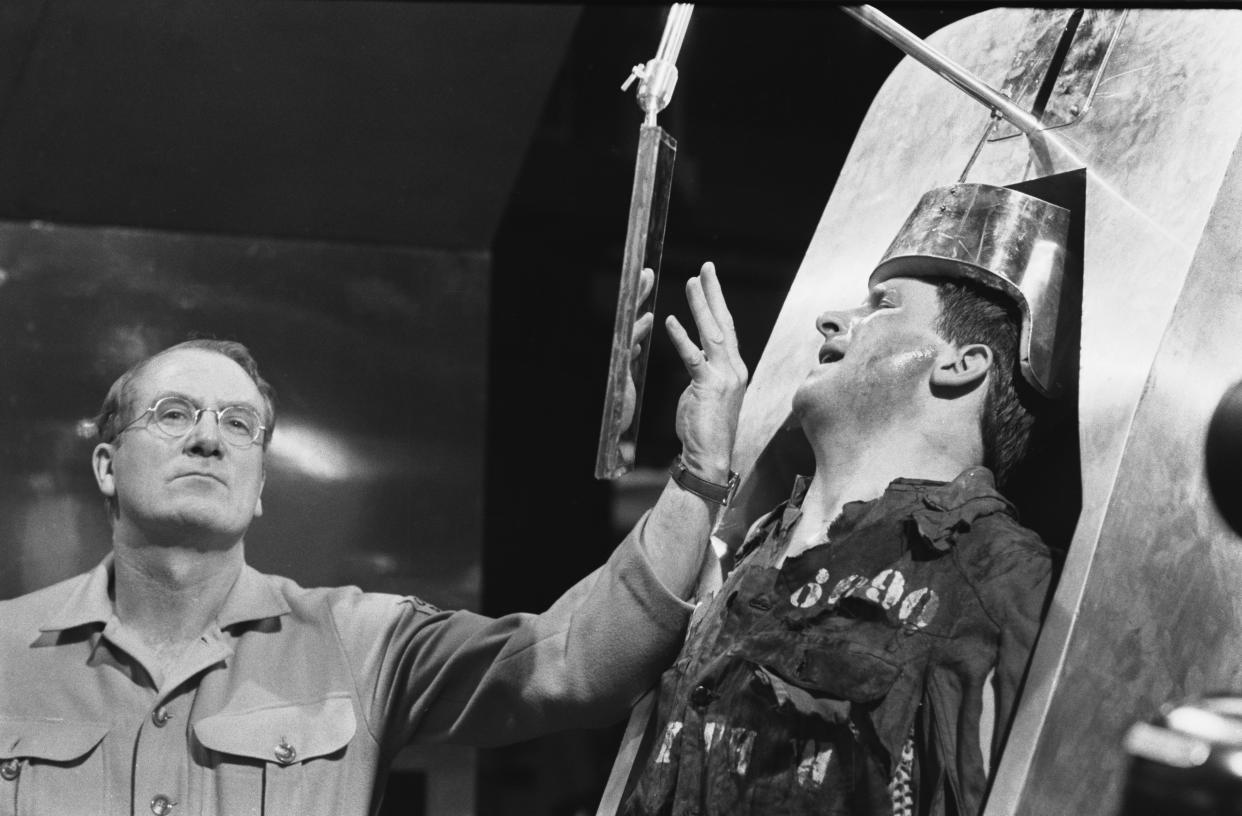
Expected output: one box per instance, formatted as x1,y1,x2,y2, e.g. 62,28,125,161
654,719,757,776
789,568,940,628
796,743,834,787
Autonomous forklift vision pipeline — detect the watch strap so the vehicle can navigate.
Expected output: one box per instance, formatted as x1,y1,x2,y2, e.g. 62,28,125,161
669,456,739,506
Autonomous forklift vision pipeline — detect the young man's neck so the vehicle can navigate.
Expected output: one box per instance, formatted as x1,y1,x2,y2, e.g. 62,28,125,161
782,416,982,563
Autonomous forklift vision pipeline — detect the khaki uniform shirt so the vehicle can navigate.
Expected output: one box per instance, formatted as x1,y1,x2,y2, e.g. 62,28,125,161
0,519,692,816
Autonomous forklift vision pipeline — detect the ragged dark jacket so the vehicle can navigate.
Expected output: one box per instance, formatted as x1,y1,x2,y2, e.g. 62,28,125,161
620,467,1054,816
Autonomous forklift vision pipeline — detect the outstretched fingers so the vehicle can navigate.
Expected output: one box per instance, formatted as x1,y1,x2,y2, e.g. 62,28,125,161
667,262,749,481
685,275,724,357
697,262,738,351
690,263,746,381
667,263,748,388
632,311,654,358
666,314,706,374
637,267,656,306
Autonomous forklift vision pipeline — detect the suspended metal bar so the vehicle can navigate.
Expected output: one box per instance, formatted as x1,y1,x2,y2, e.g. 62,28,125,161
843,5,1045,136
597,6,691,479
655,3,693,63
621,4,695,127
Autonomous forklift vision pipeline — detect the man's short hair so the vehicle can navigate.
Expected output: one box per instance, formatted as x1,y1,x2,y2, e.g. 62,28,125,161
933,280,1040,486
95,338,277,448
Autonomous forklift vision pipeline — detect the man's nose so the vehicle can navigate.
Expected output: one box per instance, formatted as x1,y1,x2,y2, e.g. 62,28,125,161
184,410,224,458
816,308,856,338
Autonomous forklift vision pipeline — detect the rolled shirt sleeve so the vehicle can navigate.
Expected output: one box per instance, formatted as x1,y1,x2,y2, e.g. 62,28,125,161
331,511,697,755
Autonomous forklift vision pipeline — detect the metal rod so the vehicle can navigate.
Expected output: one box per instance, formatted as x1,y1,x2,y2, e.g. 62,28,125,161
623,4,694,127
656,4,693,64
843,5,1045,136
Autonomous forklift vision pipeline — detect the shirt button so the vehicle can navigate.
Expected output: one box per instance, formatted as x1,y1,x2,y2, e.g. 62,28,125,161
0,758,20,781
150,794,176,815
274,739,297,765
690,684,714,708
152,706,172,727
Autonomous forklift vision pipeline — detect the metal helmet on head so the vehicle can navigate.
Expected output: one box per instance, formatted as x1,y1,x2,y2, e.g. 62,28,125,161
868,182,1073,398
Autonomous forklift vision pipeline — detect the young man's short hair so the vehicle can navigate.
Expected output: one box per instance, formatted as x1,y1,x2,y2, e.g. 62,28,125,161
934,279,1041,485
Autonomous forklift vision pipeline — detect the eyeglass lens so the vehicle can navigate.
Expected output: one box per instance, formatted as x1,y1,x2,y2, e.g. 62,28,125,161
151,397,262,445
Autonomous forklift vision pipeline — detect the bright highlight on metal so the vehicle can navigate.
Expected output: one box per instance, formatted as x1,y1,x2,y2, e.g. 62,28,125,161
621,4,694,126
870,183,1072,398
598,5,687,479
843,5,1045,137
655,4,692,64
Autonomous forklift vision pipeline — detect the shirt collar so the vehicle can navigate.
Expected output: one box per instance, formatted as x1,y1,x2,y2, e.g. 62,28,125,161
215,562,292,629
39,553,291,634
781,465,1009,534
902,466,1015,551
895,465,1012,511
783,466,1006,509
38,554,115,632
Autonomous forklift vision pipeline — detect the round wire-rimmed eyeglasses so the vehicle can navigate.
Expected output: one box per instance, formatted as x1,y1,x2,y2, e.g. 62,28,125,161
119,395,266,449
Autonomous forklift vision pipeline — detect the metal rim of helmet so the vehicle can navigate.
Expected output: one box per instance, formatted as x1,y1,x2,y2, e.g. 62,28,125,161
868,182,1073,399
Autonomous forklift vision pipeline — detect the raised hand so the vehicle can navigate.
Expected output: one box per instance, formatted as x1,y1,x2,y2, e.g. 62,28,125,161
666,262,748,484
619,268,657,438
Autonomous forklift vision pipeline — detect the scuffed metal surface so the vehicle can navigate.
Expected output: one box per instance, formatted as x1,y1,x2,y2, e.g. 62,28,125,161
992,9,1128,140
730,8,1242,815
993,9,1074,133
1016,141,1242,815
871,183,1072,398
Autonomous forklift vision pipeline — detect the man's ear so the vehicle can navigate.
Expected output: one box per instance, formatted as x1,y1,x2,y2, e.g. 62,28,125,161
92,444,117,497
253,471,266,518
931,342,993,389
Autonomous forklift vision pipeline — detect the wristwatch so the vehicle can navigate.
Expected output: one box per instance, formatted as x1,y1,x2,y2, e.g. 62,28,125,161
669,455,740,506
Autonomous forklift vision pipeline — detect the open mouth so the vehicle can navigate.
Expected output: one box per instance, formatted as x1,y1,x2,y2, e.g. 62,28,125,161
818,344,846,364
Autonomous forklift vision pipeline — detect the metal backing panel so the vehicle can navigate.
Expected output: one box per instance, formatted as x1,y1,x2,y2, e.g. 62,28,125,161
728,8,1242,814
1015,120,1242,815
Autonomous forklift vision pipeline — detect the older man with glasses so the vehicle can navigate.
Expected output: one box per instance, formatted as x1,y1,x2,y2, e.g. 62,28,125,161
0,262,747,816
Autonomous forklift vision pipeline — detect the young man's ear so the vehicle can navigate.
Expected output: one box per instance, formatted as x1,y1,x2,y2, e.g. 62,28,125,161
931,342,993,389
92,444,117,498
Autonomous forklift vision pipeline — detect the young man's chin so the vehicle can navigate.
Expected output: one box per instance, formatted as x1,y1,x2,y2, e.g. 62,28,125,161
790,383,832,433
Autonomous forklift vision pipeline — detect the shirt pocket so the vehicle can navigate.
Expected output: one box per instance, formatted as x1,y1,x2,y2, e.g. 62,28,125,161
0,718,110,816
193,694,356,816
735,628,903,705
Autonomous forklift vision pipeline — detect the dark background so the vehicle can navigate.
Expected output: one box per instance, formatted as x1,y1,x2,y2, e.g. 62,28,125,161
0,3,986,813
485,8,985,812
488,0,986,608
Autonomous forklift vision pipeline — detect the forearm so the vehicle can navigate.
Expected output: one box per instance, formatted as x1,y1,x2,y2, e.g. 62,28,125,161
638,260,743,600
634,474,722,600
365,530,695,748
